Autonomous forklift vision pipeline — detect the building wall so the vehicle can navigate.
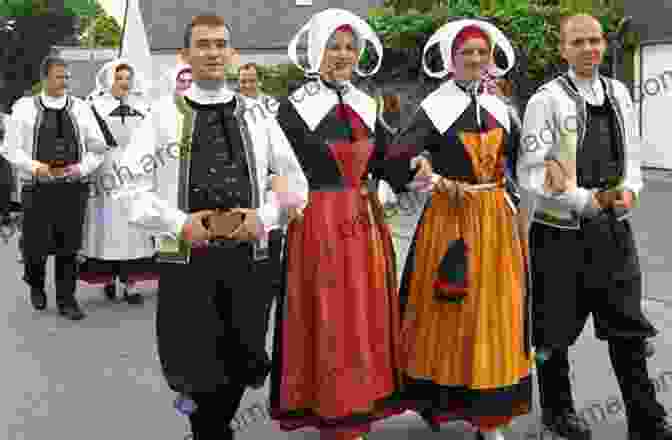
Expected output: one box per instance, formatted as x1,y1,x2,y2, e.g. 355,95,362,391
625,1,672,43
141,0,382,51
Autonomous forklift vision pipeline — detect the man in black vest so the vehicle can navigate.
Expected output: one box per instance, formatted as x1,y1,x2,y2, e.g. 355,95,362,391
1,55,106,320
113,15,307,440
519,14,672,440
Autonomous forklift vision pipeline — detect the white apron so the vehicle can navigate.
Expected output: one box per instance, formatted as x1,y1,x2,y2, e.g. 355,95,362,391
82,95,155,260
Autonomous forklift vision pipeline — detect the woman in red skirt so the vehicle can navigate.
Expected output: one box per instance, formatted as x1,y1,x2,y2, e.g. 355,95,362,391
269,8,426,440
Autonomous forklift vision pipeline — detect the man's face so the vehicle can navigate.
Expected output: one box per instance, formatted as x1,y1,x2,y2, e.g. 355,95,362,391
238,67,258,97
111,68,131,98
182,24,231,81
560,16,606,78
46,64,68,97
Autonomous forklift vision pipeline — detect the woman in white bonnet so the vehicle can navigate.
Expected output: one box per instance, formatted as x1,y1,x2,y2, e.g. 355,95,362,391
78,59,157,303
394,19,532,440
268,8,424,440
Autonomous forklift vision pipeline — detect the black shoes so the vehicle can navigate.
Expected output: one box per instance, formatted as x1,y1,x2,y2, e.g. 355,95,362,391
629,419,672,440
104,283,116,300
30,287,85,320
419,409,441,432
123,286,144,305
104,282,144,304
542,409,592,440
30,287,47,310
58,302,86,320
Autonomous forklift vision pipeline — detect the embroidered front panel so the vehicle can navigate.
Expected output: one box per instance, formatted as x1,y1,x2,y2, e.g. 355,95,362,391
460,127,505,184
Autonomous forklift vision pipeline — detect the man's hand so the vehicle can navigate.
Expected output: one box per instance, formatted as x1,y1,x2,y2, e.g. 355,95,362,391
612,190,634,210
32,161,50,178
597,189,634,210
590,192,603,211
227,208,262,241
183,210,215,243
544,159,569,193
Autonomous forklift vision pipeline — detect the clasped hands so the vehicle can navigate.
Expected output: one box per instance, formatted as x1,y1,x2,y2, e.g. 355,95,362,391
412,157,470,204
183,208,262,243
32,161,81,178
544,159,633,211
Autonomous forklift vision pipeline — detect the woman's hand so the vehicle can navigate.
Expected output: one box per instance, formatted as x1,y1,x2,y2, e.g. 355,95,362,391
435,176,465,207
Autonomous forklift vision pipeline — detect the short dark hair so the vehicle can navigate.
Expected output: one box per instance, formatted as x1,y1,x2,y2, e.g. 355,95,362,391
238,63,258,75
40,55,68,78
115,63,132,74
183,14,230,49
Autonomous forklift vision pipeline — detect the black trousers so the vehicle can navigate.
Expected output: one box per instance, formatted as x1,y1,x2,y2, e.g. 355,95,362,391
530,218,656,348
539,340,666,427
155,241,278,395
188,381,247,440
530,217,664,427
21,182,88,305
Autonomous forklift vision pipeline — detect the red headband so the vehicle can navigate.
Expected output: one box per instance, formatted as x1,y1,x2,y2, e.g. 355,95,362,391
335,24,354,33
451,25,491,61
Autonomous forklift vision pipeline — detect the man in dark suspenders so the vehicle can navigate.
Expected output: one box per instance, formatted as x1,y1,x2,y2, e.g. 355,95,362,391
113,15,307,439
1,55,106,320
519,15,672,440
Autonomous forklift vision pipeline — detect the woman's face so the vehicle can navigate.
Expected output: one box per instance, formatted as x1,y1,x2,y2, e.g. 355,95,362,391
453,37,491,81
111,68,131,98
319,29,358,82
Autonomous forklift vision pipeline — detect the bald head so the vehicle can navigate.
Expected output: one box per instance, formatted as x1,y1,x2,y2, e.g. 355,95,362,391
560,14,603,44
559,14,606,79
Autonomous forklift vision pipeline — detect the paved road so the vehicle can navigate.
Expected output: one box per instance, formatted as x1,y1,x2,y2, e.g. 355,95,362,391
2,172,671,440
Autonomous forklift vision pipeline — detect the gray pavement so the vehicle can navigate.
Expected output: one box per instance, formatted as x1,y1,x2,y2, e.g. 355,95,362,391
2,171,672,439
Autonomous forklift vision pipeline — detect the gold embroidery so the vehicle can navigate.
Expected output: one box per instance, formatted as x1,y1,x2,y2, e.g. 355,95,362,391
460,128,504,183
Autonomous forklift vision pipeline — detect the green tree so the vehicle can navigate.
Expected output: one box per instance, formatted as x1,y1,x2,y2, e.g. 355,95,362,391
0,1,78,109
78,1,120,48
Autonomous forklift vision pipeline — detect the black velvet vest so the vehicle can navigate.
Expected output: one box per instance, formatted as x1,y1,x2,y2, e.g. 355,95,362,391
184,97,252,213
577,97,622,189
34,96,80,164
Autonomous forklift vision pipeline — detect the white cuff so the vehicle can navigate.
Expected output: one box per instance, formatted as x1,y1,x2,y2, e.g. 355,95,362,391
171,210,189,238
258,193,280,234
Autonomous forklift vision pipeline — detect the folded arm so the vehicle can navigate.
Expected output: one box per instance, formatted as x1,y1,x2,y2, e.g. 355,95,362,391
1,103,35,175
517,91,599,218
111,112,188,239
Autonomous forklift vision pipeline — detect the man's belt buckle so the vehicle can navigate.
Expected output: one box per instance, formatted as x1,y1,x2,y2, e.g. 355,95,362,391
207,238,240,248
